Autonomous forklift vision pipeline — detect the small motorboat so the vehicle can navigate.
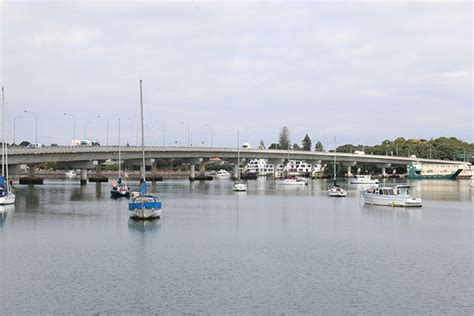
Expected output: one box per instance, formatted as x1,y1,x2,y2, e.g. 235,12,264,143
350,175,379,184
276,177,307,185
328,185,347,197
362,185,422,207
111,178,130,198
65,170,77,178
215,169,231,179
232,180,247,192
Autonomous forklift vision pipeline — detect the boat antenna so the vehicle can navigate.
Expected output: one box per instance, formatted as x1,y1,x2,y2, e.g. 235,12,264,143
139,80,146,183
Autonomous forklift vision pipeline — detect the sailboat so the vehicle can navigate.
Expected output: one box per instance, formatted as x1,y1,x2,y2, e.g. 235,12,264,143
0,87,15,205
128,80,162,219
232,131,247,192
328,137,347,197
111,118,130,198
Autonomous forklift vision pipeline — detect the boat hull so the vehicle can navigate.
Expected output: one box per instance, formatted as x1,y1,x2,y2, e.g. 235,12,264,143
328,190,347,197
362,193,422,207
128,208,162,219
350,180,379,184
111,190,130,198
0,194,15,205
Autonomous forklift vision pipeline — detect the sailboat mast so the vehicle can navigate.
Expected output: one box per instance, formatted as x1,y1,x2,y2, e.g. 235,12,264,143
139,80,145,182
333,137,337,181
118,118,121,179
1,86,4,177
237,130,240,180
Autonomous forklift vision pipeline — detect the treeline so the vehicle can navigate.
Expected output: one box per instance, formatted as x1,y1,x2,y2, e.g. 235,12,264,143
263,127,472,162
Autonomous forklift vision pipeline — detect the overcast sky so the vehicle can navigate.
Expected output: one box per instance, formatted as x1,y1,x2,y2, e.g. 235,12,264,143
1,1,472,149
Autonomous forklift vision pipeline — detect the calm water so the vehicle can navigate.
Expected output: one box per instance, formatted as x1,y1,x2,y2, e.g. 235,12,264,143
1,178,472,314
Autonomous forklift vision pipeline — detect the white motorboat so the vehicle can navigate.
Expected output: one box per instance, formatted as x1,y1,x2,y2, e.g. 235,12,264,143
276,177,307,185
65,170,77,177
362,185,422,207
0,87,15,206
215,169,231,179
328,186,347,197
232,181,247,192
328,137,347,197
350,175,379,184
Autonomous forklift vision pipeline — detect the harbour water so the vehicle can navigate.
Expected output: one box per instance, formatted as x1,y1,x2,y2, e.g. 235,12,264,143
0,178,472,314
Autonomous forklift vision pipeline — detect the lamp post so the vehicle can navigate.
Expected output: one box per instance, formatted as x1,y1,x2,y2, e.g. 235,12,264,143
128,118,139,146
13,116,22,145
23,110,38,145
204,123,213,148
63,112,76,145
97,115,109,146
83,120,92,139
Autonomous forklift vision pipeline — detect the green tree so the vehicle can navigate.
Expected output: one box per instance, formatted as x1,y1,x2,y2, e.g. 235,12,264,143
302,134,312,151
292,143,301,151
278,126,291,149
258,139,265,149
314,141,324,152
268,143,279,149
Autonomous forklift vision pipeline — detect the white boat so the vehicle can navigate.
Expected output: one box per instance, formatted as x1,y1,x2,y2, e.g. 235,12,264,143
0,87,15,205
232,181,247,192
362,185,422,207
232,131,247,192
65,170,77,177
276,177,307,185
215,169,231,179
128,80,162,219
350,175,379,184
328,137,347,197
111,118,130,198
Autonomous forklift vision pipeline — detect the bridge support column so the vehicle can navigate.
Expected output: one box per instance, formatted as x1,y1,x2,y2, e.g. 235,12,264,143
199,162,206,176
80,168,88,185
382,167,387,178
189,164,196,181
90,161,108,182
19,164,44,185
347,165,353,177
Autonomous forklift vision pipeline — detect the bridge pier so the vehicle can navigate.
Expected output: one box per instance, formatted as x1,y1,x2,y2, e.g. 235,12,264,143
189,164,196,181
89,161,108,183
19,164,44,185
347,165,353,177
80,168,88,185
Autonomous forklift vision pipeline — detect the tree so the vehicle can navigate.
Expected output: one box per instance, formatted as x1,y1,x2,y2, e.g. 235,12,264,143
258,139,265,149
278,126,291,149
19,141,31,147
302,134,312,151
314,141,324,152
292,143,301,151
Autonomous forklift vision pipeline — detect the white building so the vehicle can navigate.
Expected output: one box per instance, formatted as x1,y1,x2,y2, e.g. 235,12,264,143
244,159,323,177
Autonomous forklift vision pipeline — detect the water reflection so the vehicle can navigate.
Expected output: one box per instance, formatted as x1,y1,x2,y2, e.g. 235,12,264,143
25,185,40,208
0,205,15,228
128,218,162,234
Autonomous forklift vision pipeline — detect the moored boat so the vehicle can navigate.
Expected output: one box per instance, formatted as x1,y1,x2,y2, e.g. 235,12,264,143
276,177,307,185
0,87,15,206
111,118,130,198
362,185,422,207
215,169,231,179
350,175,379,184
127,80,163,219
328,137,347,197
232,131,247,192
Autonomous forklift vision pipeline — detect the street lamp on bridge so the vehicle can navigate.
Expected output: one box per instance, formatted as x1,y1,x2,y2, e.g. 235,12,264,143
63,112,76,144
23,110,38,145
13,116,23,145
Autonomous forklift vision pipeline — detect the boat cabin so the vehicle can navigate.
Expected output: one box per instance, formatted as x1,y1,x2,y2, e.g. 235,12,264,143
365,185,411,197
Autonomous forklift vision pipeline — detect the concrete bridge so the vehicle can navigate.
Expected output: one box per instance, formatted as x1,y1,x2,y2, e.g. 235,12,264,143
6,146,470,183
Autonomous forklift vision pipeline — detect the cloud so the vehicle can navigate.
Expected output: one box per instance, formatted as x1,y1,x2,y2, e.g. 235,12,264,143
1,1,472,146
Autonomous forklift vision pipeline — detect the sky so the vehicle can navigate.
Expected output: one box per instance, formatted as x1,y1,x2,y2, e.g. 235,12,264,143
1,0,472,149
